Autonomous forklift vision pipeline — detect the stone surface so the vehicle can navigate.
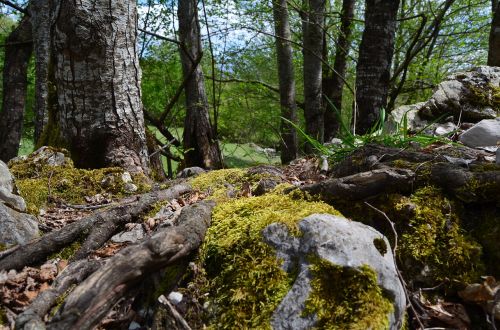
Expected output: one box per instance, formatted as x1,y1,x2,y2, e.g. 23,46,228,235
434,122,457,136
262,214,405,330
32,146,67,166
110,224,146,243
459,118,500,147
121,171,133,183
0,160,14,193
0,187,26,212
419,66,500,122
387,102,428,133
177,166,206,178
124,183,138,193
0,203,39,246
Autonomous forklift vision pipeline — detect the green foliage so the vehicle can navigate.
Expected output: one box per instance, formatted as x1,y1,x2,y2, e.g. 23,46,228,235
304,258,393,329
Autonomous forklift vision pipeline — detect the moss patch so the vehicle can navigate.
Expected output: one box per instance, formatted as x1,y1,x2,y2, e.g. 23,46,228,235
9,147,151,214
304,258,393,329
190,168,247,202
196,189,340,329
397,186,483,285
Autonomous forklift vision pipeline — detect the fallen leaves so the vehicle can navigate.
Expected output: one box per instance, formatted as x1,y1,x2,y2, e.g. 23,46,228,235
459,276,500,321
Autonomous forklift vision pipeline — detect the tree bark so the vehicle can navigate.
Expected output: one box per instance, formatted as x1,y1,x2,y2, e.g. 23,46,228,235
29,0,51,144
355,0,400,134
50,0,150,173
273,0,298,164
47,201,215,330
303,0,326,151
0,16,32,162
489,2,500,66
324,0,355,141
178,0,223,170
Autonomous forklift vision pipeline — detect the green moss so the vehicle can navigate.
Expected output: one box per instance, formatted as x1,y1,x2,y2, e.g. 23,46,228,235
466,83,500,111
0,308,7,326
398,186,483,285
373,238,388,256
456,175,499,203
9,149,150,214
469,206,500,275
190,168,247,202
50,241,81,260
303,258,393,329
197,189,340,328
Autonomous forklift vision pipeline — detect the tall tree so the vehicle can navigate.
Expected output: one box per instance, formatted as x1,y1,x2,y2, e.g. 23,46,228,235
48,0,150,173
489,0,500,66
0,16,32,162
303,0,326,151
323,0,355,141
273,0,298,163
355,0,400,134
178,0,223,169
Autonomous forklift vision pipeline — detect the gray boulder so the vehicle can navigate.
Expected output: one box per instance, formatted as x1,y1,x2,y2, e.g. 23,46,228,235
177,167,206,178
459,118,500,147
387,102,428,133
0,203,39,247
111,224,146,243
419,66,500,122
263,214,405,330
0,160,26,212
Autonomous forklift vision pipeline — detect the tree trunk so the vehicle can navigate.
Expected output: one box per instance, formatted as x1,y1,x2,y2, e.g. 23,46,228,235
324,0,355,141
273,0,298,164
29,0,51,144
0,16,32,163
178,0,223,170
50,0,149,173
489,2,500,66
303,0,326,152
355,0,400,135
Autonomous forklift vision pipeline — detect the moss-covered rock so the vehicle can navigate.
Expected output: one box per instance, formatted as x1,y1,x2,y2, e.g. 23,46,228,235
9,147,151,214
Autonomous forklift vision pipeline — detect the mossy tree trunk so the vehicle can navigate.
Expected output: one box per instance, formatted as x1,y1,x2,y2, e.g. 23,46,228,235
178,0,223,170
0,16,32,162
51,0,149,173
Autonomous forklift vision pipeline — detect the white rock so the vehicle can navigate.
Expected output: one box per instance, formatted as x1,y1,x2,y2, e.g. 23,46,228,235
121,171,133,183
459,118,500,147
168,291,183,305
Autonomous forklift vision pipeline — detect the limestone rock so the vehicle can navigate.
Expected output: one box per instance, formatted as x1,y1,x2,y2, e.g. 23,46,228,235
387,102,428,133
459,118,500,147
0,160,14,193
110,223,146,243
0,203,39,247
420,66,500,122
263,214,406,330
0,160,27,212
177,167,206,178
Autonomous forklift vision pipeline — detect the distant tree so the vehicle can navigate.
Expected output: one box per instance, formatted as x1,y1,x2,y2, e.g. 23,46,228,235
355,0,400,134
273,0,298,163
489,0,500,66
0,16,32,162
178,0,223,169
303,0,326,151
44,0,150,173
323,0,355,141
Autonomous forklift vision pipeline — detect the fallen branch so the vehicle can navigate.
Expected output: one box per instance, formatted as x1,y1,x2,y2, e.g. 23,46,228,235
0,184,192,271
47,200,215,330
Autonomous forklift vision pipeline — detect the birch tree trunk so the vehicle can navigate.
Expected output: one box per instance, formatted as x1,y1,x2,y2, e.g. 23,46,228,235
273,0,298,164
303,0,326,152
178,0,223,169
355,0,400,135
51,0,149,173
0,17,32,162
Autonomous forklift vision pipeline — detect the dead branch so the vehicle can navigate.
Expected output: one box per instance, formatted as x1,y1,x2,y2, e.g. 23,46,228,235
47,201,215,330
0,184,192,271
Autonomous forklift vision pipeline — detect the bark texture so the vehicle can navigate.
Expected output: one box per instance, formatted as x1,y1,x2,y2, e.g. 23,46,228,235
489,3,500,66
29,0,51,144
0,17,32,162
51,0,149,173
355,0,400,134
178,0,223,169
324,0,355,141
303,0,326,151
273,0,298,164
47,201,215,330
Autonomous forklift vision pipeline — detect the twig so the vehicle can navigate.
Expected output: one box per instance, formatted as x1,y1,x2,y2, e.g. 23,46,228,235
158,295,192,330
364,202,426,330
0,0,28,15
